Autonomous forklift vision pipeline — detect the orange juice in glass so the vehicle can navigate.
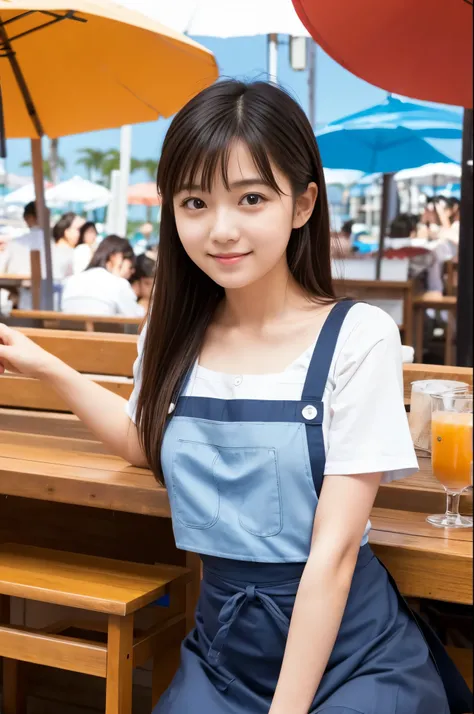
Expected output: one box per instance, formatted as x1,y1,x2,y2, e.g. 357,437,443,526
427,392,473,528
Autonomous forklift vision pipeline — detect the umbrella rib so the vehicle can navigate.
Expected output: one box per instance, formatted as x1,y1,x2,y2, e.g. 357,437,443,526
0,19,44,137
0,11,86,47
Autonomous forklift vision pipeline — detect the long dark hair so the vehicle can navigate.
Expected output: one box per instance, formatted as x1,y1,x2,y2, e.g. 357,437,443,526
136,79,335,480
52,212,77,242
87,235,135,270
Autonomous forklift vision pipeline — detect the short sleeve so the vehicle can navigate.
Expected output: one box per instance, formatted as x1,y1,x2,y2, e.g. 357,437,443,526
125,323,147,423
324,308,418,483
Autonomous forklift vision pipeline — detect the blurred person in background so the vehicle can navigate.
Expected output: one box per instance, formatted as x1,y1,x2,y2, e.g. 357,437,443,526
52,212,85,282
73,221,99,274
0,202,45,276
61,235,144,317
130,252,156,311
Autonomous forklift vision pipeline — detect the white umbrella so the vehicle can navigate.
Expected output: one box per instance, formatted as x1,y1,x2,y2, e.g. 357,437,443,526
395,162,461,182
3,181,49,205
115,0,309,80
323,168,363,186
45,175,111,210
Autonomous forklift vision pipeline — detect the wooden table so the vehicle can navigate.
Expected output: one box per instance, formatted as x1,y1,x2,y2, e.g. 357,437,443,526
0,432,470,518
0,433,472,606
0,273,29,289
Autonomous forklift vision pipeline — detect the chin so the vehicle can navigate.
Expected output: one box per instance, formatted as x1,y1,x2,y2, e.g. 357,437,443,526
209,271,259,290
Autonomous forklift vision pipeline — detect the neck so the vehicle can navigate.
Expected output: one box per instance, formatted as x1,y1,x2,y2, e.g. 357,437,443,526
220,256,308,329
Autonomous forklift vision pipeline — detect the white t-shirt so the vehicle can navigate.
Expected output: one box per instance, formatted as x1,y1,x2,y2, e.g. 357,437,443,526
126,303,418,484
73,243,94,274
62,267,145,317
2,228,46,276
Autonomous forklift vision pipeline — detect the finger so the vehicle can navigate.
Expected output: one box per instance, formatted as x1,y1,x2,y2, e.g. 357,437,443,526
0,323,14,344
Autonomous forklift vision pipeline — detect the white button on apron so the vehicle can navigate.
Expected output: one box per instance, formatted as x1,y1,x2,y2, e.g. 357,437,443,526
234,376,243,386
302,405,317,420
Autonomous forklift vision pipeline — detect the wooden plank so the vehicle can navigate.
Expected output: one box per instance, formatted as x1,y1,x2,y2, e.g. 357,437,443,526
17,328,137,376
0,449,169,518
0,430,108,455
0,408,97,440
0,374,133,412
11,310,143,327
370,508,472,604
0,625,107,677
0,543,190,615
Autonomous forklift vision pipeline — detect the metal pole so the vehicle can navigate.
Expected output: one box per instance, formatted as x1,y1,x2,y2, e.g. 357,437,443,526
456,108,473,367
268,33,278,83
375,173,395,279
307,40,316,129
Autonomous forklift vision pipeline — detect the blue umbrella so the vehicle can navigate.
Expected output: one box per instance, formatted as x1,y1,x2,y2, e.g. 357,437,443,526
316,95,462,174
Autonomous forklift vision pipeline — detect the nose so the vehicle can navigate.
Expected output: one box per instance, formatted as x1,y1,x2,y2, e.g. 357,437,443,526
209,208,240,244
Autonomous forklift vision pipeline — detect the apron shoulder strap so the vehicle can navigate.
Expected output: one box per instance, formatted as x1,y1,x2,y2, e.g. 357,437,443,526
302,299,357,402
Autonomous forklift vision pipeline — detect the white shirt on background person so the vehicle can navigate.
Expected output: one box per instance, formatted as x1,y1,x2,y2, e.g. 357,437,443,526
61,266,145,317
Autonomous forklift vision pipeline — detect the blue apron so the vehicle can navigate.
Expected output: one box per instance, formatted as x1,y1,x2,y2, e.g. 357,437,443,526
155,301,470,714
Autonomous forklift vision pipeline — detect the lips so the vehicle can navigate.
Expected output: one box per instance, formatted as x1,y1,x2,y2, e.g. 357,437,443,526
211,252,251,265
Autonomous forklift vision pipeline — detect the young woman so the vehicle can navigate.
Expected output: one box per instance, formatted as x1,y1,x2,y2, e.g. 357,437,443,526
73,220,99,274
0,81,469,714
51,212,85,281
61,235,144,317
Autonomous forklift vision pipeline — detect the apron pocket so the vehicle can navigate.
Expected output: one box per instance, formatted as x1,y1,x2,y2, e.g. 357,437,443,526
172,440,220,529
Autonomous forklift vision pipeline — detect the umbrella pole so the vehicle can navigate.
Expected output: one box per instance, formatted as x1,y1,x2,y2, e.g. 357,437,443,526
456,108,473,367
268,34,278,83
375,173,392,279
31,139,54,310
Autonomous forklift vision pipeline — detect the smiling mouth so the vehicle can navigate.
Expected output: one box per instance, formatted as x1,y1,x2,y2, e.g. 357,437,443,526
210,252,252,264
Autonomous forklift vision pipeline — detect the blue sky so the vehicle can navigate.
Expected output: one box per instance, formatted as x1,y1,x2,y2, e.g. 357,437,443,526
4,36,463,181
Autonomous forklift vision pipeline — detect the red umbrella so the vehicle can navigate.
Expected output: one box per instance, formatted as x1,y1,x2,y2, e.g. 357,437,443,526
127,183,162,207
292,0,472,108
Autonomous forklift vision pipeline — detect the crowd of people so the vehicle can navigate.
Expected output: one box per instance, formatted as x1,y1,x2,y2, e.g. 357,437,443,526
0,201,156,316
333,195,460,293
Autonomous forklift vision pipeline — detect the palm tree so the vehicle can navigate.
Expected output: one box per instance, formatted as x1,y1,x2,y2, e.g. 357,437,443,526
20,156,66,183
137,158,158,182
76,148,110,183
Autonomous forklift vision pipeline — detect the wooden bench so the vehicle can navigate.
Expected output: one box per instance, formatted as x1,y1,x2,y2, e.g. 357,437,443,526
9,310,143,334
333,278,414,345
413,292,457,365
0,543,189,713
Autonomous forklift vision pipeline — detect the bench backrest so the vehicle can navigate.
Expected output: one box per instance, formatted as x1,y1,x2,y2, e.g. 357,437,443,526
0,329,471,413
9,310,143,333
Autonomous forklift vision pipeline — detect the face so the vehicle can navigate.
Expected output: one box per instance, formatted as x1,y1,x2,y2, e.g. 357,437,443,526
83,226,98,245
65,216,85,247
173,140,317,291
138,276,154,301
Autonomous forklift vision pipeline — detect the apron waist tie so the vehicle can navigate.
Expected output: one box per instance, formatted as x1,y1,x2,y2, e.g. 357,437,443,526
208,584,290,665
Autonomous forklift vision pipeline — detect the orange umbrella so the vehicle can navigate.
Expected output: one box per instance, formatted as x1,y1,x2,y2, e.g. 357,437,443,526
127,182,162,207
292,0,472,107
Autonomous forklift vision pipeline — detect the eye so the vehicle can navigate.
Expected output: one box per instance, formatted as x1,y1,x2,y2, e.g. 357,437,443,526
240,193,265,206
182,197,206,210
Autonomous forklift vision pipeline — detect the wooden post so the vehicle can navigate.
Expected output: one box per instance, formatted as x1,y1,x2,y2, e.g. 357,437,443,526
105,614,134,714
456,108,473,367
0,595,27,714
31,138,54,310
30,250,41,310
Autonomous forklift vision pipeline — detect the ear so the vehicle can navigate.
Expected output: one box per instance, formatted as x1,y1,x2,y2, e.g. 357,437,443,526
293,182,318,229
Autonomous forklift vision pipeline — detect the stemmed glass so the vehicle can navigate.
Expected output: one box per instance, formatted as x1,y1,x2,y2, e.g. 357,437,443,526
427,391,473,528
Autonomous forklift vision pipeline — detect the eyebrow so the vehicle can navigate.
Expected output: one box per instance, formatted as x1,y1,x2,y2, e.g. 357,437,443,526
180,178,271,192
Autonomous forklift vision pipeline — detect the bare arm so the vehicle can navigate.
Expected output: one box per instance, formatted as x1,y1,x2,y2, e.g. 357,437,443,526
269,472,382,714
0,324,147,466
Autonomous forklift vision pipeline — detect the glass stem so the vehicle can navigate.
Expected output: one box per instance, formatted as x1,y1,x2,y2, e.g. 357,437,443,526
445,490,461,518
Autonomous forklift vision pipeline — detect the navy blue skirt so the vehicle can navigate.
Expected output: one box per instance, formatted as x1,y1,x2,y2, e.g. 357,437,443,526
154,545,458,714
